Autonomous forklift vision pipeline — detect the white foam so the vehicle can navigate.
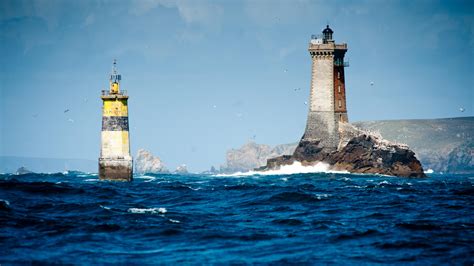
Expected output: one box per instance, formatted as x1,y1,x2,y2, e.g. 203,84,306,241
135,175,157,182
128,207,167,214
85,179,99,182
169,219,180,223
424,169,434,174
315,193,330,200
100,205,111,210
344,185,365,189
217,161,348,177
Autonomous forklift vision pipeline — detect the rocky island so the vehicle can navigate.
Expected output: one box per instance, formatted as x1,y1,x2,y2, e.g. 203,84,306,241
258,123,425,177
135,149,168,173
256,26,425,177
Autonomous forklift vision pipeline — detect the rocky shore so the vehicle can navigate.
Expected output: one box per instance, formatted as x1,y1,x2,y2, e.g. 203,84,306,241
258,123,426,177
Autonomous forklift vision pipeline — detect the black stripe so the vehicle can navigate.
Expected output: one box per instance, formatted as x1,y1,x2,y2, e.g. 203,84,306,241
102,116,129,131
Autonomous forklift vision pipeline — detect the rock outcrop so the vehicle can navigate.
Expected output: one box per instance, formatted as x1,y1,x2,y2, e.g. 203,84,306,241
134,149,168,173
259,123,426,177
175,164,188,174
354,117,473,173
15,166,32,175
220,141,296,173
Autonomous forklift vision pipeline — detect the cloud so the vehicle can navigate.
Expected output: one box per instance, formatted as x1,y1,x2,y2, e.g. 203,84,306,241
81,13,95,28
0,0,65,30
130,0,223,26
243,0,326,28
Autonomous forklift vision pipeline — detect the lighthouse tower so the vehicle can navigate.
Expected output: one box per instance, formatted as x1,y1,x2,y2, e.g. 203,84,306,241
99,60,133,181
302,25,348,151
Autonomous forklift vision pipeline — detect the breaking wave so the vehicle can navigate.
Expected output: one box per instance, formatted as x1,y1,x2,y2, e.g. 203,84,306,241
127,207,167,214
217,161,348,177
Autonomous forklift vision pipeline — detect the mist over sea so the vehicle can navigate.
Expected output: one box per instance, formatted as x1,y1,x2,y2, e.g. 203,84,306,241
1,172,473,264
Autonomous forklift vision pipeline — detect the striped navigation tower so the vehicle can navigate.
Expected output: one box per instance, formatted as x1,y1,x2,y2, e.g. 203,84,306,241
99,60,133,181
302,25,349,151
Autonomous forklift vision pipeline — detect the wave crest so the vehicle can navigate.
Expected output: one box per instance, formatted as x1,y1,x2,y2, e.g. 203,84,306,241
127,207,167,214
218,161,348,177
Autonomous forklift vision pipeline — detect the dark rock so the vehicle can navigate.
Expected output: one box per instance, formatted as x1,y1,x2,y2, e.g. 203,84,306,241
353,117,474,173
329,135,425,177
259,123,426,177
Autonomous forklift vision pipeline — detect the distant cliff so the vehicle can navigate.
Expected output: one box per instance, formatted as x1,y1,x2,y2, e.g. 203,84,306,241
353,117,473,173
221,142,297,173
222,117,473,174
0,156,96,173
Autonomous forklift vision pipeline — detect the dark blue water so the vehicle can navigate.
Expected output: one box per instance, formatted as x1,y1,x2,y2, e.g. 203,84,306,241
1,172,473,264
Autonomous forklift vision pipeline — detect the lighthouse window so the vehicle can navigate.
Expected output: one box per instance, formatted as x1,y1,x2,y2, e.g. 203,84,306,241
338,85,341,93
337,72,340,79
338,100,342,108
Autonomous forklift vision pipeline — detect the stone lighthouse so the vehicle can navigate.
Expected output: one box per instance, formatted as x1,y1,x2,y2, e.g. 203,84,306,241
260,25,425,177
99,60,133,181
302,25,348,152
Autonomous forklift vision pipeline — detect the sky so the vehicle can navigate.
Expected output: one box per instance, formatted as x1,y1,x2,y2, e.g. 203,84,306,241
1,0,473,172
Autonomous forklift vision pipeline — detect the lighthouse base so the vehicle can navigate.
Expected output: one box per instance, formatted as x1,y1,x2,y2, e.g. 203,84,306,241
99,158,133,181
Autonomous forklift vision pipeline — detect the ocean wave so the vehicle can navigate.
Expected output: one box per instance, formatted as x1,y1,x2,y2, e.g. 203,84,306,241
127,207,167,214
99,205,111,210
0,199,11,211
424,169,434,174
135,175,157,182
2,172,473,264
268,191,330,203
217,161,348,177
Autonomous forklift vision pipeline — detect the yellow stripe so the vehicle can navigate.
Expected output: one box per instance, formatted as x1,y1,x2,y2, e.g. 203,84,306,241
102,99,128,116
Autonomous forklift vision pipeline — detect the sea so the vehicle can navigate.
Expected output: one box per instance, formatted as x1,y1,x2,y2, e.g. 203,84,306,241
0,171,473,264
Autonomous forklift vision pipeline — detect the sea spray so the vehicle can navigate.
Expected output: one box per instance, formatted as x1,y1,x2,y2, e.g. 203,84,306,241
217,161,349,177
